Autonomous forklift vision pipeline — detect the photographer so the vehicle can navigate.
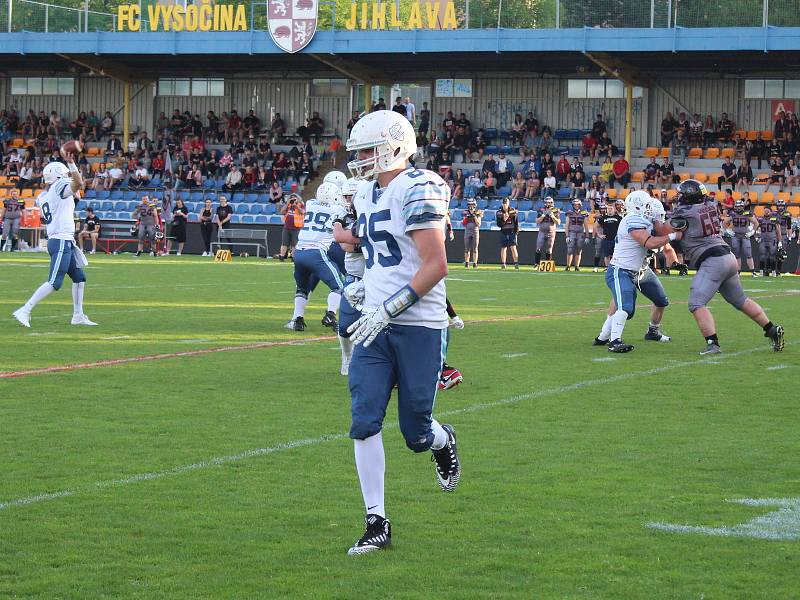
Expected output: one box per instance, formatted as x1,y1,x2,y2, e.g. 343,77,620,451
275,193,305,261
535,196,561,265
496,198,520,269
462,198,483,268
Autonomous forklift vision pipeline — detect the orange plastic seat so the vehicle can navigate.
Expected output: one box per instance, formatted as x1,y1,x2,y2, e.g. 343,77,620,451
704,148,720,159
631,172,644,182
789,206,800,217
659,147,670,158
693,173,708,183
644,147,659,158
777,192,790,203
761,192,775,204
688,148,702,158
732,191,743,201
618,188,631,199
667,189,677,200
606,188,618,199
20,189,33,198
761,130,774,141
746,130,759,141
678,172,691,181
791,192,800,204
754,205,765,216
720,148,735,159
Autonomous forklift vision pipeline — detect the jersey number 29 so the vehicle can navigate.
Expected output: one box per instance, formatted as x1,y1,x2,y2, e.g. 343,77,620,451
358,209,402,268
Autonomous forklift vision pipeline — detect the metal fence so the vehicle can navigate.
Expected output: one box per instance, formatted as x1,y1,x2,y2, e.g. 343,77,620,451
1,0,798,33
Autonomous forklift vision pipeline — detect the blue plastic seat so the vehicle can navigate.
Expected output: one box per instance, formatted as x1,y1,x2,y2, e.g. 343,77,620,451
203,178,216,189
236,204,250,215
100,201,113,211
263,203,277,215
96,190,110,200
526,211,540,223
476,199,489,210
557,187,572,199
124,190,138,200
485,145,499,155
518,200,533,211
206,192,217,202
554,129,568,140
231,214,242,224
255,215,268,224
496,185,512,197
268,214,284,225
249,204,263,215
110,190,123,200
242,215,254,224
89,201,101,210
150,176,162,186
452,209,463,221
246,193,259,203
83,189,97,199
484,128,498,141
117,212,131,220
190,191,204,202
488,199,503,210
231,192,245,203
75,200,87,210
449,199,460,209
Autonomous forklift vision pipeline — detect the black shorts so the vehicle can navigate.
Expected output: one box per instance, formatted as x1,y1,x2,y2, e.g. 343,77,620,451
170,222,186,243
281,228,299,247
500,231,517,247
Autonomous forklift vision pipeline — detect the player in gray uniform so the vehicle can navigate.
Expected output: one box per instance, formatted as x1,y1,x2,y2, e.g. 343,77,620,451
722,199,759,276
534,196,560,265
668,179,784,355
756,206,782,277
565,198,590,271
1,190,23,251
462,198,482,268
133,196,161,257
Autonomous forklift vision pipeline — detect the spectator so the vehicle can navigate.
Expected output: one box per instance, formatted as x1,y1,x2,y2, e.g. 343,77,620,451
524,111,538,136
131,163,150,188
371,97,386,112
223,164,243,191
199,199,215,256
774,110,788,140
785,158,800,193
275,193,304,260
784,132,799,164
749,131,767,169
3,149,22,176
688,113,703,146
717,156,737,191
70,111,88,139
594,132,615,165
657,156,677,187
469,129,487,163
643,157,660,184
451,126,469,164
702,114,716,148
675,112,689,137
539,152,555,180
91,163,109,190
452,168,465,200
16,161,34,190
571,169,586,199
405,97,416,125
599,155,614,185
555,153,571,184
268,112,286,143
269,181,285,204
48,111,62,136
510,113,525,145
538,130,555,155
77,207,101,254
100,111,115,137
478,170,496,199
308,111,324,143
185,162,203,188
418,102,430,134
525,171,540,200
717,112,735,145
580,131,597,161
496,197,519,269
481,153,497,176
442,111,455,134
462,198,482,268
720,189,735,210
672,129,688,166
510,171,525,200
107,162,124,189
166,198,189,256
243,110,260,137
151,153,165,178
591,113,606,139
737,160,754,192
660,111,676,147
542,168,557,199
105,133,122,158
770,156,785,191
495,151,512,187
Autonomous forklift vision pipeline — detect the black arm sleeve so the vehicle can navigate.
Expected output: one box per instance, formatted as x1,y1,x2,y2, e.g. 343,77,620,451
446,297,457,318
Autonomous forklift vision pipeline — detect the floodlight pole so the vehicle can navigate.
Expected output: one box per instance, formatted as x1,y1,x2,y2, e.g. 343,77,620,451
650,0,655,27
625,84,632,162
123,82,131,150
7,0,12,33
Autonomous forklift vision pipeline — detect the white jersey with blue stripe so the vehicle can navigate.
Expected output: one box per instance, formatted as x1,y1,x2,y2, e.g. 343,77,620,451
354,167,450,329
295,200,345,251
36,178,75,241
609,214,653,271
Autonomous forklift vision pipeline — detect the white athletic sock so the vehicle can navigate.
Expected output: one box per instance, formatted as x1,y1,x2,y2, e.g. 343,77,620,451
430,418,448,451
610,310,629,341
23,282,55,312
338,335,353,362
354,432,385,518
598,315,613,341
72,282,85,316
292,295,308,320
327,290,340,313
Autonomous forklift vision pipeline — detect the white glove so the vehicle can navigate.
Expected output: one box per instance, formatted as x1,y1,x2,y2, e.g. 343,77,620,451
449,316,465,329
347,305,390,347
342,279,365,311
778,241,783,249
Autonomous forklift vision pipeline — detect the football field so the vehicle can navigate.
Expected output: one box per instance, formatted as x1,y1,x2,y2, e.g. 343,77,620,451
1,254,799,599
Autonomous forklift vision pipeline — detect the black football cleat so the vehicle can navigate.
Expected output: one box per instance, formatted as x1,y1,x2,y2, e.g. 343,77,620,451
644,328,671,342
593,337,609,346
766,324,784,352
293,316,306,332
347,514,391,555
321,310,338,330
607,339,634,353
431,424,461,492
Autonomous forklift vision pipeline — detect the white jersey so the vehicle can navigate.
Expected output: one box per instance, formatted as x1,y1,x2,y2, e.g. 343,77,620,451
609,214,652,271
36,178,76,241
295,200,345,251
354,168,450,329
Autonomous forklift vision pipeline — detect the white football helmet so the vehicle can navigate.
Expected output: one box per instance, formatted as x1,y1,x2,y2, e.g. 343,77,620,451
43,161,70,184
323,170,347,190
625,190,653,221
346,110,416,180
316,181,342,206
647,198,666,223
341,177,360,205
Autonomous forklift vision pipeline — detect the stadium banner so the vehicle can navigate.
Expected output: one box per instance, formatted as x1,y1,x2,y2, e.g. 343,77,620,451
772,100,795,120
116,3,248,31
344,1,457,30
267,0,318,54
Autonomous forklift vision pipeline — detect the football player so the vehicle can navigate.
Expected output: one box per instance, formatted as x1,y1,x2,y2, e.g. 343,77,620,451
774,199,793,275
668,179,784,354
132,196,161,257
722,199,759,276
565,198,590,271
1,189,22,252
332,177,363,375
285,182,345,332
594,192,678,352
756,206,782,277
13,151,96,327
343,109,460,555
534,196,560,266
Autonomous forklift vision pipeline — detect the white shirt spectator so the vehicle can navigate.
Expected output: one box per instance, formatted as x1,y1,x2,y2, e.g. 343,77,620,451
135,167,149,179
405,101,416,124
18,165,33,180
127,141,137,154
544,175,556,189
108,167,123,181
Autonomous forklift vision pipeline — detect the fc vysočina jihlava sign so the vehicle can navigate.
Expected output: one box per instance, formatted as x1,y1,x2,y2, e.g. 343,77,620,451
267,0,318,53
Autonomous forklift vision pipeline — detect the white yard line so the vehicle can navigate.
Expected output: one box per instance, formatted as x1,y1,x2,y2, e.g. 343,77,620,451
1,341,789,512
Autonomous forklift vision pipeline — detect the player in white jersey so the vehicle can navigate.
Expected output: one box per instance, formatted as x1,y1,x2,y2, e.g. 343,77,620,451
13,153,96,328
285,182,346,332
332,177,364,375
594,192,680,352
343,110,460,555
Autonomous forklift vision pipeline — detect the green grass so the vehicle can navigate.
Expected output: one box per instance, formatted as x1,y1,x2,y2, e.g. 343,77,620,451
1,254,799,599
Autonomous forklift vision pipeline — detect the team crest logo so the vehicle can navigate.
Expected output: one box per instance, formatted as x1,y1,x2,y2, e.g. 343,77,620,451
267,0,318,53
388,123,405,141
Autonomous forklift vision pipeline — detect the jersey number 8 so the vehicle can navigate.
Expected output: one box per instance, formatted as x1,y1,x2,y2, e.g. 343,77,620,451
358,209,402,268
40,202,53,224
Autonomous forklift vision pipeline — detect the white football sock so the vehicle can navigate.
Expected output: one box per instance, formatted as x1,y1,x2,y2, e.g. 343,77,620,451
354,432,385,518
327,290,340,313
338,335,353,362
430,418,448,451
72,282,85,316
23,282,55,312
292,295,308,320
610,309,629,341
598,315,613,341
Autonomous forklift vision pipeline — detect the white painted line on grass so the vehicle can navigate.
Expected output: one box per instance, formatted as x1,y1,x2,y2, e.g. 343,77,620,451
1,341,790,513
592,357,617,362
501,353,528,358
766,364,789,371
